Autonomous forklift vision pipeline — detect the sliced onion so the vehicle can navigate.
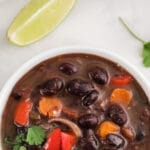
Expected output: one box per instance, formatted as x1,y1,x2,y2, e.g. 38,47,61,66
48,118,83,137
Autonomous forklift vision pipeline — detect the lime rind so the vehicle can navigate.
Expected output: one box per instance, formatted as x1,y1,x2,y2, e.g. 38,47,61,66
7,0,76,46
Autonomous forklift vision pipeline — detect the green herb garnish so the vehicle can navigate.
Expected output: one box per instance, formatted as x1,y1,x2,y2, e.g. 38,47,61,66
19,146,27,150
26,126,45,145
13,145,26,150
119,17,150,67
14,133,26,145
4,126,46,149
4,133,26,150
13,145,20,150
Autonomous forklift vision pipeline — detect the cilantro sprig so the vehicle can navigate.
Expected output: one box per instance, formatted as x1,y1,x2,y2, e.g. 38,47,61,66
119,17,150,67
4,126,46,150
26,126,45,145
4,133,26,150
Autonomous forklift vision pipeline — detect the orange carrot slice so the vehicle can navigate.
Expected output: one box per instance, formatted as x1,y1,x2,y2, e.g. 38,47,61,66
98,121,120,138
14,99,32,126
110,88,132,106
39,97,62,118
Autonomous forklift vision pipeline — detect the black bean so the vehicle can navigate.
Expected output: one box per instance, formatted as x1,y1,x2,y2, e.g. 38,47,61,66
67,79,93,96
12,92,22,100
89,67,108,85
82,90,99,107
106,134,125,148
12,88,31,100
78,129,99,150
38,78,63,96
59,63,77,75
78,114,98,129
107,104,127,126
135,125,145,141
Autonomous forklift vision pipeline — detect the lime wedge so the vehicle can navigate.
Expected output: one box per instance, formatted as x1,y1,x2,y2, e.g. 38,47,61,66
7,0,76,46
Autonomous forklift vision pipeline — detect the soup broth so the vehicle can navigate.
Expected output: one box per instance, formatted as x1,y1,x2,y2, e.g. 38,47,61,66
2,54,150,150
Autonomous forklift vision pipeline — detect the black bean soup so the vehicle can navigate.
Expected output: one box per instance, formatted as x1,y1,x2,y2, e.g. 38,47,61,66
2,54,150,150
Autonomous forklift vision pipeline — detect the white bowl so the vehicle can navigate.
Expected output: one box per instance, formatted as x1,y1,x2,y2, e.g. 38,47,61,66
0,46,150,148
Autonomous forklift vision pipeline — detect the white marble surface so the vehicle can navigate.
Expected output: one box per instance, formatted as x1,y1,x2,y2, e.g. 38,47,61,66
0,0,150,90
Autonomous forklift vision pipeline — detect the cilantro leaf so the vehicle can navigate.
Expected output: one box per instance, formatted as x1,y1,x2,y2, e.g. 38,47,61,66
4,126,45,149
13,145,20,150
143,42,150,67
4,133,26,150
13,145,26,150
14,133,26,144
26,126,46,145
13,133,26,150
119,17,150,67
19,146,27,150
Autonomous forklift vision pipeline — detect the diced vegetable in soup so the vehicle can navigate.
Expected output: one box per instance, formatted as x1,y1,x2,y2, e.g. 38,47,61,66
1,54,150,150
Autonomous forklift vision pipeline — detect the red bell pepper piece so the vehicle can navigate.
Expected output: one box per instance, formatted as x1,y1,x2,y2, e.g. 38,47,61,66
14,99,32,126
61,132,76,150
44,129,76,150
110,75,132,85
44,128,61,150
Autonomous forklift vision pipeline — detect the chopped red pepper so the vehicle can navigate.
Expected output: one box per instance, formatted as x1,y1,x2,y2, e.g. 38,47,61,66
44,128,61,150
61,132,76,150
14,99,32,126
44,129,76,150
110,75,132,85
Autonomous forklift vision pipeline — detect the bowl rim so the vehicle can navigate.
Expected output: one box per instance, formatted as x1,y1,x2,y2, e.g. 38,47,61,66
0,46,149,146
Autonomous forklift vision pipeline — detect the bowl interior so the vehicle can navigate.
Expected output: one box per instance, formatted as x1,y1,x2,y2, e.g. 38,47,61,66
0,47,149,147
